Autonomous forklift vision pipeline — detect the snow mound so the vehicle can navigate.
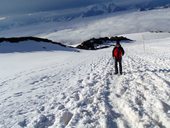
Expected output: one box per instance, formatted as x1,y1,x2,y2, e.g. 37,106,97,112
0,37,77,53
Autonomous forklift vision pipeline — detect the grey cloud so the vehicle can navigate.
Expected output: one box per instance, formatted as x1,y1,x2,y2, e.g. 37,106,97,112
0,0,169,16
0,0,110,16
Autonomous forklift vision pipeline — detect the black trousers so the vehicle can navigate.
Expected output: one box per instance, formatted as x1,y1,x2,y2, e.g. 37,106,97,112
115,58,122,74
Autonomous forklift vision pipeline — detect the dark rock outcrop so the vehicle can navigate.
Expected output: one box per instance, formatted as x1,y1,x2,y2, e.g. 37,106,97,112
76,36,132,50
0,36,68,47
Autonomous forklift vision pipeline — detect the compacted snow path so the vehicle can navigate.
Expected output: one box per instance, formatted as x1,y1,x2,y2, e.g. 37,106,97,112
108,40,170,128
0,37,170,128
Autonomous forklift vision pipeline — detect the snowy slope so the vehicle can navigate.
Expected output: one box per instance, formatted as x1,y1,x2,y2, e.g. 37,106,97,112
0,40,75,53
0,40,76,81
0,33,170,128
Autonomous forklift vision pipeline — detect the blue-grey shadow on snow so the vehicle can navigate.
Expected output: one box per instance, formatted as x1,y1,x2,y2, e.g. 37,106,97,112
125,68,170,86
103,76,122,128
104,90,121,128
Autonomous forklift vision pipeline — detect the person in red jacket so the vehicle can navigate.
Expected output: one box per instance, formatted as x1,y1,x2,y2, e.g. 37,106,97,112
112,40,125,75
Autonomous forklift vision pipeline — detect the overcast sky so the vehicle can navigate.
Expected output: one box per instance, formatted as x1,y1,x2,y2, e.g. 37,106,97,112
0,0,168,16
0,0,110,16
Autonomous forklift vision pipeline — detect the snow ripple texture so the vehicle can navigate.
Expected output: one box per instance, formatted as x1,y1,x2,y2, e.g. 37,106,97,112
0,34,170,128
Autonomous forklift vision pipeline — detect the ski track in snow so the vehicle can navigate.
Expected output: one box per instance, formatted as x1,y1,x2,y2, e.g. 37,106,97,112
0,40,170,128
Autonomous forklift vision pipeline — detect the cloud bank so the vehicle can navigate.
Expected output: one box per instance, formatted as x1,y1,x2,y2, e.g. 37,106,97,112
0,0,169,16
0,0,110,16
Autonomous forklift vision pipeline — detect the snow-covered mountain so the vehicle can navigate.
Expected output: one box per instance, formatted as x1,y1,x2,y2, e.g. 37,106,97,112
0,0,170,33
1,7,170,45
81,0,170,17
81,2,121,17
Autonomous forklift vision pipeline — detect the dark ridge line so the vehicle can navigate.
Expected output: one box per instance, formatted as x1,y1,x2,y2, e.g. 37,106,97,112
0,36,74,49
76,36,133,50
0,36,134,51
150,31,170,33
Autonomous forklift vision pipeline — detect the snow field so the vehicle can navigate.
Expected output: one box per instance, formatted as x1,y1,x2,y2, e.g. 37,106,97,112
0,33,170,128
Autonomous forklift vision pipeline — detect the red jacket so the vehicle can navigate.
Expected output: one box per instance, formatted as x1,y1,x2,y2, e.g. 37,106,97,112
112,46,124,60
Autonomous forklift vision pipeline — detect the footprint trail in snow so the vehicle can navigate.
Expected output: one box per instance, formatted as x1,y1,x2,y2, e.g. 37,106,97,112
0,37,170,128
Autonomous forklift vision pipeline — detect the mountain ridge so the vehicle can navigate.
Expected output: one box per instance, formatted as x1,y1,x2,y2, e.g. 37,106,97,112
1,1,170,32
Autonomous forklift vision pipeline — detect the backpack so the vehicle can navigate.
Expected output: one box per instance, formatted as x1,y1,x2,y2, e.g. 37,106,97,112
113,47,122,59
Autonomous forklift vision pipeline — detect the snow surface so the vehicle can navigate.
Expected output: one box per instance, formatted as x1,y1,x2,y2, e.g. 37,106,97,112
0,33,170,128
0,40,76,80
